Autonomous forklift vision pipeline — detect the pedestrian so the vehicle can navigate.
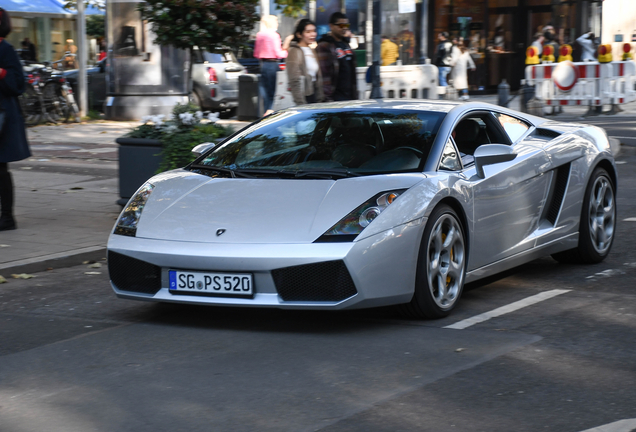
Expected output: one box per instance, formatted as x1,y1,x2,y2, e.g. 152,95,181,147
63,38,78,69
0,8,31,231
531,32,544,57
316,12,357,101
397,20,415,65
381,35,399,66
434,32,454,87
286,19,324,106
254,15,288,115
576,31,597,61
23,37,36,61
543,28,560,61
450,43,476,100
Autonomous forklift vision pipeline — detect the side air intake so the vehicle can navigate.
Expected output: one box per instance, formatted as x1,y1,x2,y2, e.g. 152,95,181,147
546,163,571,225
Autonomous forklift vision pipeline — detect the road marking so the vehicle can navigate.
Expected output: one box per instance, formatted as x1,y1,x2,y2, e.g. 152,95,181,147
609,136,636,140
624,217,636,222
578,418,636,432
444,289,571,330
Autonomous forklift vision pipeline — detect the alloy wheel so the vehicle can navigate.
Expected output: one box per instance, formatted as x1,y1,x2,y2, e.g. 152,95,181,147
588,175,615,255
426,214,465,309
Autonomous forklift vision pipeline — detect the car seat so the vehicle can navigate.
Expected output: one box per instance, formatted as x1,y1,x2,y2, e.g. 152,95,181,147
453,119,481,155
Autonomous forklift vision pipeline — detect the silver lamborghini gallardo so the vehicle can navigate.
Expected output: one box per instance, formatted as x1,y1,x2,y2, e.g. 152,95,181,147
107,101,617,318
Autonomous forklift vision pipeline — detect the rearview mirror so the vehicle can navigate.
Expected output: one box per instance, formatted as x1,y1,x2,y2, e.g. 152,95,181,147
191,142,216,156
474,144,517,178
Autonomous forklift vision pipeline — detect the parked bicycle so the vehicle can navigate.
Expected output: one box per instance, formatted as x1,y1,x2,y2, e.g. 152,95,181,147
19,54,81,125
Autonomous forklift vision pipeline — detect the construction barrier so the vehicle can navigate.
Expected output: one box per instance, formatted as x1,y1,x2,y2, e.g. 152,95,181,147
525,60,636,108
272,64,439,111
356,64,439,100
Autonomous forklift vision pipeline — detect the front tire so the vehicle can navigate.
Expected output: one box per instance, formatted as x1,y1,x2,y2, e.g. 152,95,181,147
552,167,616,264
400,204,467,319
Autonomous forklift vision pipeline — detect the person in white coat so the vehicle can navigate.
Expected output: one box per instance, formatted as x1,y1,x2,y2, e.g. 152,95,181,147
451,43,476,100
576,32,597,61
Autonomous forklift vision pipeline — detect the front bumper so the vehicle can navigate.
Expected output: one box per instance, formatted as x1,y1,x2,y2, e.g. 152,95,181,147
107,221,425,310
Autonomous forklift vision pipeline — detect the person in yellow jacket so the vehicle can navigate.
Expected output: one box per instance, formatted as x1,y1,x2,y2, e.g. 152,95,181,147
381,35,399,66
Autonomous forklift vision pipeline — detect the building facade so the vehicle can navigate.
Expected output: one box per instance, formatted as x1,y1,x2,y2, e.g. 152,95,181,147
295,0,603,92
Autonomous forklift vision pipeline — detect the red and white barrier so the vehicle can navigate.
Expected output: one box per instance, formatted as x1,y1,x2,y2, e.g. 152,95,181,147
526,60,636,107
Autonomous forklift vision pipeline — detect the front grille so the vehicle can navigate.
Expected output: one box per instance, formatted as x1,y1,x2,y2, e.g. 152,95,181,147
271,260,358,302
108,251,162,295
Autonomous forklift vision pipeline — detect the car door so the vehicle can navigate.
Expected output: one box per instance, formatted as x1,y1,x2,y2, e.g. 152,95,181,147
458,111,552,271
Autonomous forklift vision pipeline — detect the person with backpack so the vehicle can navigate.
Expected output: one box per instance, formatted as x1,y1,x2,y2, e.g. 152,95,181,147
434,32,454,87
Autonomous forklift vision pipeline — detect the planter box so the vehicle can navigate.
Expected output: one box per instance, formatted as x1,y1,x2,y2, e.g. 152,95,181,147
116,137,163,206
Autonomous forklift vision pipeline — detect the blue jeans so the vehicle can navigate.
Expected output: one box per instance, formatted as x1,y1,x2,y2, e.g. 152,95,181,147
259,61,278,111
438,66,451,87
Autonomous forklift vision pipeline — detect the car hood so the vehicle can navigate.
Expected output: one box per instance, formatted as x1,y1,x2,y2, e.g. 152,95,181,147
135,170,425,244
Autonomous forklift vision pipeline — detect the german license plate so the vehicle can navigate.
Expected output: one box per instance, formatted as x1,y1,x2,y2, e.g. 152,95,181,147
169,270,253,295
225,72,241,80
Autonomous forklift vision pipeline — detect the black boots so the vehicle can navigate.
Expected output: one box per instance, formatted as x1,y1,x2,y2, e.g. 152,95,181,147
0,167,16,231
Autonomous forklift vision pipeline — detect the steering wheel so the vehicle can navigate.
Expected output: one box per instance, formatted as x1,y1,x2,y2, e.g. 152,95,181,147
392,146,424,156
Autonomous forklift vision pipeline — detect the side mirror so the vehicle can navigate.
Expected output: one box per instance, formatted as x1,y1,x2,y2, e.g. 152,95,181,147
191,142,216,156
474,144,517,178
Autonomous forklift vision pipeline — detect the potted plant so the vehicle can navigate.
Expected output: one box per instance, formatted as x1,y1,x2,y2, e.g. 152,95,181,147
116,103,232,205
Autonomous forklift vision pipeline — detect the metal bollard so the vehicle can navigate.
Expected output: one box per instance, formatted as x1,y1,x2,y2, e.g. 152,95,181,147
498,79,510,107
519,79,535,113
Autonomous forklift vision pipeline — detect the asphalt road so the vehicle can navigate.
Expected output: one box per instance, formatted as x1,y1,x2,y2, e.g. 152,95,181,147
1,121,635,432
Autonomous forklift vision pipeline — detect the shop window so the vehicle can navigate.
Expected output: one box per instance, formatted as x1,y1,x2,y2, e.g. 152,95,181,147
381,0,417,65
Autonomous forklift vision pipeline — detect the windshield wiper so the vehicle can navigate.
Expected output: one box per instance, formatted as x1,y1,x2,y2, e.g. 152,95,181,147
293,170,361,179
190,164,259,178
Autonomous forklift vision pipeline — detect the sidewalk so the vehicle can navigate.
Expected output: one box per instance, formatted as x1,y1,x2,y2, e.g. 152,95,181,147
0,103,629,277
0,119,249,277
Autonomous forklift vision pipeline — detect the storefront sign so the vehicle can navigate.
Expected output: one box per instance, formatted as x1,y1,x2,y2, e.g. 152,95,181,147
399,0,416,14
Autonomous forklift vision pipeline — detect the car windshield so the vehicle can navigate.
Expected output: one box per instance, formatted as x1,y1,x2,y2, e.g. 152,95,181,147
203,51,238,63
194,109,444,177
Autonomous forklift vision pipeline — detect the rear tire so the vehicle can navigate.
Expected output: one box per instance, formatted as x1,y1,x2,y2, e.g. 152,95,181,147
399,204,467,319
189,92,202,110
552,167,616,264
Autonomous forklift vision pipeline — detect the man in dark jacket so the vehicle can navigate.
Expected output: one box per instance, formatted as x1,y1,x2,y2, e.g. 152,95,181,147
434,32,454,87
316,12,357,101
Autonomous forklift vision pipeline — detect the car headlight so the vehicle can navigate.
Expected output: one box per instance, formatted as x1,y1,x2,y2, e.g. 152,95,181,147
113,182,155,237
316,190,406,242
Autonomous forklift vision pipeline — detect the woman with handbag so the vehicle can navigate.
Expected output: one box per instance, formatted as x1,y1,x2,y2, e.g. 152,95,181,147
286,19,324,106
0,8,31,231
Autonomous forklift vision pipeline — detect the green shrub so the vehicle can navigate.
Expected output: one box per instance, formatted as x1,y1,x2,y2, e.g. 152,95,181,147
126,104,232,173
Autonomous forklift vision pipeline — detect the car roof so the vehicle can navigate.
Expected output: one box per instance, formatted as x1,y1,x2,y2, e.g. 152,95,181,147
290,99,463,113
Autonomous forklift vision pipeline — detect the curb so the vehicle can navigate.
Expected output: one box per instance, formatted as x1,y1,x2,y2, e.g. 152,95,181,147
0,246,107,276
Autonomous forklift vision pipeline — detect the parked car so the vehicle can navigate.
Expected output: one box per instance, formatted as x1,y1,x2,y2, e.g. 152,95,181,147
190,48,245,117
63,59,107,112
107,100,616,319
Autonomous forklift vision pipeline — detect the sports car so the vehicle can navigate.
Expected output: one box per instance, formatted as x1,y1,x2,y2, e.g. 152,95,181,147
107,100,617,319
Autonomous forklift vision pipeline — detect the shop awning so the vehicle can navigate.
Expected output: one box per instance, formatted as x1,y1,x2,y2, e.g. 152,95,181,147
50,0,105,15
0,0,104,15
0,0,69,14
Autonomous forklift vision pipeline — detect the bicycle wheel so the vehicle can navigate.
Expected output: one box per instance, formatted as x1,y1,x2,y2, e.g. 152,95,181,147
43,83,69,123
19,90,42,126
